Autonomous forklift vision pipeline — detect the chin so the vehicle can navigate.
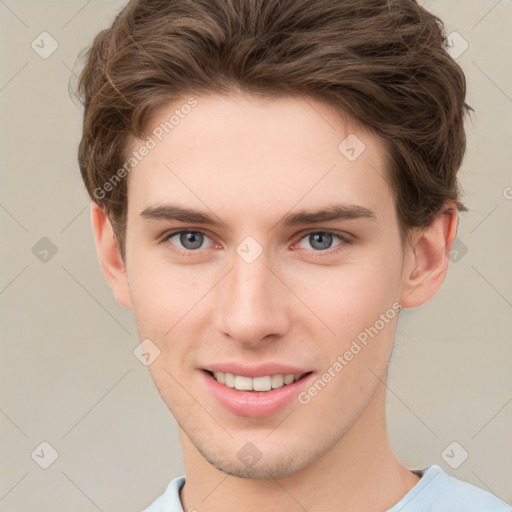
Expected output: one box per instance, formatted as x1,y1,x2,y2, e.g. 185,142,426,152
195,436,322,480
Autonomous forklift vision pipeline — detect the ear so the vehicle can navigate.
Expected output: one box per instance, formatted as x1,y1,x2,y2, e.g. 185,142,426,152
400,202,459,308
90,202,134,310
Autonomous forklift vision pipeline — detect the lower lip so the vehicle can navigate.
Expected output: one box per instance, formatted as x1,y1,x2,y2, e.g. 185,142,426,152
201,370,315,418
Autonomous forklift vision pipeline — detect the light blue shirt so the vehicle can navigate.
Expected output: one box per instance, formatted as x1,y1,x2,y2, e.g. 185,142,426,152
141,464,511,511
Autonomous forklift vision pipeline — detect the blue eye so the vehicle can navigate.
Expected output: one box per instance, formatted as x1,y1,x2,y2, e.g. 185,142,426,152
162,229,350,257
164,230,214,253
296,231,347,252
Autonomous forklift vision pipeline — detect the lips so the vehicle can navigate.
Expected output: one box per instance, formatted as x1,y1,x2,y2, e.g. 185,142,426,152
201,366,316,418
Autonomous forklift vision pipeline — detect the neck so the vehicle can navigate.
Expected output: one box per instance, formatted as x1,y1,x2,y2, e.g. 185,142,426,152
178,382,420,512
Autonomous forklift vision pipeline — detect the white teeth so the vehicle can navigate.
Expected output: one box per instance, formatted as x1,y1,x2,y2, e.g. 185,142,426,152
284,374,295,385
271,374,284,388
211,371,305,391
252,376,272,391
234,375,253,391
224,372,235,388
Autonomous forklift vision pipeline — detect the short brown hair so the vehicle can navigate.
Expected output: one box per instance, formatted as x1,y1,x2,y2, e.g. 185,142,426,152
74,0,473,261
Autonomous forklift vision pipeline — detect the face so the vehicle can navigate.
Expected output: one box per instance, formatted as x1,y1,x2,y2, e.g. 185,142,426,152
122,92,407,478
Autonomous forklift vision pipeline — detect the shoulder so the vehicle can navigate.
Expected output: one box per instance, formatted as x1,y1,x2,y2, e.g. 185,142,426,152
388,465,511,512
141,475,186,512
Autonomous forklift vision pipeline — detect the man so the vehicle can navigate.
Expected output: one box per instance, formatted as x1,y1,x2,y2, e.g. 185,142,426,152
75,0,508,510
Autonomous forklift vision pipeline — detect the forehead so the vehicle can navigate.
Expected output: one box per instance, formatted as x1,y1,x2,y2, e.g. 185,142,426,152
125,92,394,226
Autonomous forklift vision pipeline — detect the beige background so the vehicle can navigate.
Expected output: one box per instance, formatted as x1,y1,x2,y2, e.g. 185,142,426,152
1,1,511,511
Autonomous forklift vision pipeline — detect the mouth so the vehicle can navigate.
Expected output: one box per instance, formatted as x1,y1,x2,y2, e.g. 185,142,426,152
201,368,315,417
204,369,313,392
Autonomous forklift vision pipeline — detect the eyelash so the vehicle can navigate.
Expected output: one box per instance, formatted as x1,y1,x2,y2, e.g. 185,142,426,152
160,229,352,258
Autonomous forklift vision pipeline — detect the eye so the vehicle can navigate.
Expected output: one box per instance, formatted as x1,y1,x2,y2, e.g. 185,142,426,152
162,230,215,255
161,229,351,257
295,231,350,254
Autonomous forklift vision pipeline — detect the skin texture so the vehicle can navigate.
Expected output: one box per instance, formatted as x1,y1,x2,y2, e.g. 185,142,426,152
91,92,458,511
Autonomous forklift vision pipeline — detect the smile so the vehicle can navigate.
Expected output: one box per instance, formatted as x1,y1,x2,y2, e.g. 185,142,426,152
202,369,315,417
208,370,307,392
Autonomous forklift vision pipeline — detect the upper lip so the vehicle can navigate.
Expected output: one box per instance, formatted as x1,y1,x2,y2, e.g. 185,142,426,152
203,362,313,378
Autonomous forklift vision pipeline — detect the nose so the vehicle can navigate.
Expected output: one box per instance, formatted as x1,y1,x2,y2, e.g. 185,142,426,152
214,246,291,348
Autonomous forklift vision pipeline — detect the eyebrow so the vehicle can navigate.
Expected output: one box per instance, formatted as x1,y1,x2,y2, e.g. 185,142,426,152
140,203,377,229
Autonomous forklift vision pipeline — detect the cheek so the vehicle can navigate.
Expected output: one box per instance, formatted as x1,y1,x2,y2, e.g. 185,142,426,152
128,253,196,336
295,254,402,340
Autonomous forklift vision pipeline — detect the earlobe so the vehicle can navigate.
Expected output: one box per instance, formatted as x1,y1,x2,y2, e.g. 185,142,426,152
90,202,134,310
400,202,459,308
